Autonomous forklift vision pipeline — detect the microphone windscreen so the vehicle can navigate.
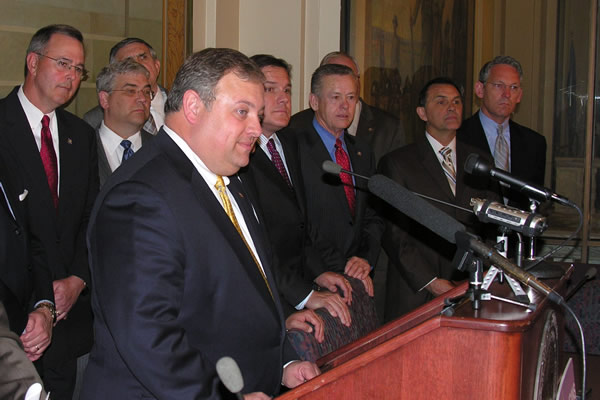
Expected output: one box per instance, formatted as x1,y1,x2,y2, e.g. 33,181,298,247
585,267,597,280
368,174,465,244
322,160,342,175
216,356,244,394
464,153,481,174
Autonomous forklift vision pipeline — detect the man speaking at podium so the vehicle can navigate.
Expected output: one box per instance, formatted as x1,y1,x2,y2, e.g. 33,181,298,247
82,48,319,399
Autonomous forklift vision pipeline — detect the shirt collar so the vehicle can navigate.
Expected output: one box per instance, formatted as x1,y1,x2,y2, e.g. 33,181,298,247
17,85,56,132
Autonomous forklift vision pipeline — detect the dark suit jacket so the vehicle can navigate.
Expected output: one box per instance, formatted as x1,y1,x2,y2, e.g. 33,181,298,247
0,87,98,359
458,111,547,207
0,157,53,334
289,99,405,163
96,127,153,187
82,129,295,399
378,134,500,321
284,122,384,276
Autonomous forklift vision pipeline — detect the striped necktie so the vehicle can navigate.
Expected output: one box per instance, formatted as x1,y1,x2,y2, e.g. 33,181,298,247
440,147,456,196
494,124,509,171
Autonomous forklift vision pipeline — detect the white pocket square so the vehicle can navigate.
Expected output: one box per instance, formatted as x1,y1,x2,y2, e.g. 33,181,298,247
19,189,28,201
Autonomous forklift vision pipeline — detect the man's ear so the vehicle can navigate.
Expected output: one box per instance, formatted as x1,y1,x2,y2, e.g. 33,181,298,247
98,91,110,111
309,93,319,112
474,81,485,99
25,52,39,77
182,89,204,124
416,106,428,122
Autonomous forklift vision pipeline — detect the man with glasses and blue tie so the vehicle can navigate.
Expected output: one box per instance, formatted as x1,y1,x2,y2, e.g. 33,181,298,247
95,59,154,186
459,56,547,208
0,24,99,399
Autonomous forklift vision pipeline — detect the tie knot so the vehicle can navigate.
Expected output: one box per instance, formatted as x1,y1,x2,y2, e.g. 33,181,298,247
266,138,276,152
440,146,452,160
335,138,343,149
41,115,50,129
497,124,504,136
215,175,226,192
120,140,132,151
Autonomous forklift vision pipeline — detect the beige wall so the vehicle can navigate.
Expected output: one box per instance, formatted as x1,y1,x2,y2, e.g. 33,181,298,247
473,0,557,185
0,0,162,118
192,0,341,113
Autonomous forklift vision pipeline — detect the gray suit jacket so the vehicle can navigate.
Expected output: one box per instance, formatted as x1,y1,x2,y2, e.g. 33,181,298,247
96,127,154,187
0,303,47,400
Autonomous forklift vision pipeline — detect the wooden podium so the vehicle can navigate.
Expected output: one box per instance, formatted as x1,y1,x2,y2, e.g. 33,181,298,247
277,266,572,400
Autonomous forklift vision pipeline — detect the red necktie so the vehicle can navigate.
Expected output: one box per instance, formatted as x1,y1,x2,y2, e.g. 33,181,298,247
334,138,355,215
40,115,58,208
266,138,292,188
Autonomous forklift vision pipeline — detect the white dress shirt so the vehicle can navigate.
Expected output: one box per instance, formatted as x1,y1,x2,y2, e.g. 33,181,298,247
98,121,142,172
150,89,166,131
17,85,61,193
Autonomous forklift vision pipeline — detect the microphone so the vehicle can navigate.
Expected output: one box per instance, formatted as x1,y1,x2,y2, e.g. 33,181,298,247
321,160,371,180
367,174,564,305
216,356,244,400
470,198,547,237
368,174,466,244
464,153,571,206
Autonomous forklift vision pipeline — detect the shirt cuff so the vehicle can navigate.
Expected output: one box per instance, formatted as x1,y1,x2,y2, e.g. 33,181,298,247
418,277,437,292
294,290,314,310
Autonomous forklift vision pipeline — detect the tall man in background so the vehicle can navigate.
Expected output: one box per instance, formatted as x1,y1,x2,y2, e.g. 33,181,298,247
0,24,99,398
459,55,546,207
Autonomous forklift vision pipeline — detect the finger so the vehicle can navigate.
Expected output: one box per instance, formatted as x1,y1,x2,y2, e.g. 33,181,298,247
325,297,351,326
312,317,324,343
363,276,374,297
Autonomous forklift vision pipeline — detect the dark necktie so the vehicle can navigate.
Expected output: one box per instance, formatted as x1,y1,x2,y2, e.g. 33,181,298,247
334,138,355,215
266,138,292,188
40,115,58,208
121,140,134,163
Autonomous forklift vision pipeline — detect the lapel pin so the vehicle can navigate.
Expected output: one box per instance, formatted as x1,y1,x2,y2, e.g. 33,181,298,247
19,189,28,201
238,192,244,199
67,138,73,144
357,151,362,157
368,127,374,132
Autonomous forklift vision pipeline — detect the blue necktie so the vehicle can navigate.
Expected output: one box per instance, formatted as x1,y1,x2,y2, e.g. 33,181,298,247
121,140,134,163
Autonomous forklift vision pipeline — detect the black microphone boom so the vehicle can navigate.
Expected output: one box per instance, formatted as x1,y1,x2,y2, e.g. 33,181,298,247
321,160,371,180
464,153,571,206
367,174,465,244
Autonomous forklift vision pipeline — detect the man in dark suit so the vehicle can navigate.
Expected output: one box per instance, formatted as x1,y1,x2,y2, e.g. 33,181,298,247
379,77,499,321
289,51,405,163
458,55,546,207
240,54,352,328
288,64,383,299
0,152,53,355
84,37,166,134
0,24,99,398
95,58,154,186
82,48,319,399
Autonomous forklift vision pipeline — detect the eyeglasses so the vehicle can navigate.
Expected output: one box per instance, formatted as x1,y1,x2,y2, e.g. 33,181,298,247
110,87,155,100
35,52,88,81
485,81,521,94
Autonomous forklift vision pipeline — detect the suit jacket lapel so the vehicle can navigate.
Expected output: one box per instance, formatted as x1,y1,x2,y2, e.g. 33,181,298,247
2,89,57,224
228,175,282,316
416,136,456,201
279,134,306,215
95,130,111,186
160,136,279,319
355,99,374,142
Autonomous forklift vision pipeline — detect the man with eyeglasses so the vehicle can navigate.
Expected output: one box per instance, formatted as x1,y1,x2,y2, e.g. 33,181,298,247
0,24,99,398
95,59,154,186
459,55,547,207
84,37,166,135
